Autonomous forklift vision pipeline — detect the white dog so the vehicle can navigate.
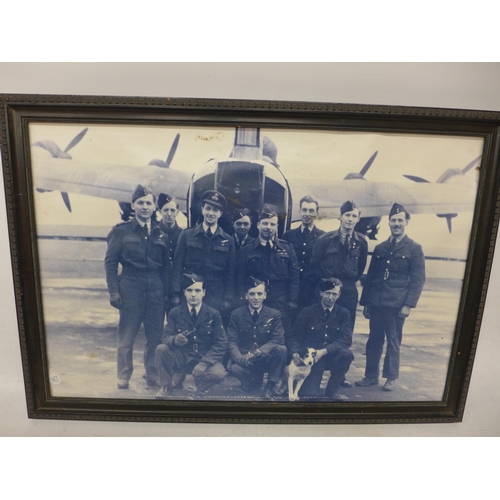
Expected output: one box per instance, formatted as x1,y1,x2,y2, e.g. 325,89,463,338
283,347,317,401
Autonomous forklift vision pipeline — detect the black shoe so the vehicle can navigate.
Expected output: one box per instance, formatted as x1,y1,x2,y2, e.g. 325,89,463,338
355,377,379,387
117,379,129,390
382,379,396,391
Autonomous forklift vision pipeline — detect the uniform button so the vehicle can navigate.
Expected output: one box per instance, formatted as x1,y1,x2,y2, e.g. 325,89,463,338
387,260,390,263
303,243,306,246
302,252,306,255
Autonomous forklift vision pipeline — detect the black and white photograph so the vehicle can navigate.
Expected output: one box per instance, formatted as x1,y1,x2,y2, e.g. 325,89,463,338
28,121,482,405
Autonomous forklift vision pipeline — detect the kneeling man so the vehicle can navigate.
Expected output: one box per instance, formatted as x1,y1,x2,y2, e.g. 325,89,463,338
155,274,227,397
289,277,354,400
227,277,287,398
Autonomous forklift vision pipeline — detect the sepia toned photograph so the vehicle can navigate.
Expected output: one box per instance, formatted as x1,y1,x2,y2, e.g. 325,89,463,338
28,120,482,405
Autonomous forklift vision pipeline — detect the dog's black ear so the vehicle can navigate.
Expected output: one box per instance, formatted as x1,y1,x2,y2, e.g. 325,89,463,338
297,347,308,359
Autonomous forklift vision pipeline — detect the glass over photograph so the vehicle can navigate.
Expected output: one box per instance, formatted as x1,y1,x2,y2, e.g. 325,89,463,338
29,123,482,403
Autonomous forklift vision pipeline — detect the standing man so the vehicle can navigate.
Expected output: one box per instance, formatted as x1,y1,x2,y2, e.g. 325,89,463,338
288,278,354,400
227,277,287,398
310,200,368,332
104,184,167,390
356,203,425,391
155,274,227,397
236,206,300,330
171,190,235,315
232,208,255,250
157,193,182,313
283,195,325,311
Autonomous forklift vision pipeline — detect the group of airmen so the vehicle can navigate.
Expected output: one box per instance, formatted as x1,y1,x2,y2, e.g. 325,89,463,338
104,184,425,400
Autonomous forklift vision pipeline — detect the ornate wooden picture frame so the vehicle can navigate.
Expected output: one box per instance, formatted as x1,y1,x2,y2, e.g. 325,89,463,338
1,94,499,423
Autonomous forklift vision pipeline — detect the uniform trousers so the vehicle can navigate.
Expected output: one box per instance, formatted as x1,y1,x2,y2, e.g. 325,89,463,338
228,345,287,388
155,344,227,392
117,274,164,384
298,348,354,398
202,279,226,311
336,282,358,331
365,306,405,380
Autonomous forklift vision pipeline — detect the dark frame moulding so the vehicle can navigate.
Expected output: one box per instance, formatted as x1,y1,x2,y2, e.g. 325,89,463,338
1,94,499,424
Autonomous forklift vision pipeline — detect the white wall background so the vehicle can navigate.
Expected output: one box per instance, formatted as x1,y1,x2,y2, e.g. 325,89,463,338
1,62,500,437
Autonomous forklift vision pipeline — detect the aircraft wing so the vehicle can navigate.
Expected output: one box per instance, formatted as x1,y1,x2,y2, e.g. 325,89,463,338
32,156,192,212
288,175,478,221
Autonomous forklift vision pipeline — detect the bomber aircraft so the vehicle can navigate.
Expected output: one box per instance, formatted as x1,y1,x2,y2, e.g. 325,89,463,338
31,125,481,240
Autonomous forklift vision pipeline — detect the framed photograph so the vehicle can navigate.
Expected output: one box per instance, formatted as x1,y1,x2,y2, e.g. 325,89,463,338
2,94,499,423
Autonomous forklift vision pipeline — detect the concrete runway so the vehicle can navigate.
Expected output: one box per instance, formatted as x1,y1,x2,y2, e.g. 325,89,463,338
42,278,457,403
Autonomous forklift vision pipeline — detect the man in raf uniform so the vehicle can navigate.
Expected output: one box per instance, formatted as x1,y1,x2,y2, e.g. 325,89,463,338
232,208,255,250
236,206,300,330
227,277,287,398
310,200,368,332
156,193,182,312
283,195,325,311
171,190,235,315
356,203,425,391
104,184,168,390
289,278,354,400
155,274,227,397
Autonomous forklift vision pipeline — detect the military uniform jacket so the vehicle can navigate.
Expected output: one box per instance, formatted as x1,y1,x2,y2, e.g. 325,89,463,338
360,235,425,309
104,218,168,296
235,238,300,307
157,221,182,297
234,234,255,250
310,229,368,285
227,305,285,359
289,302,352,355
171,224,236,300
283,225,325,283
161,303,227,365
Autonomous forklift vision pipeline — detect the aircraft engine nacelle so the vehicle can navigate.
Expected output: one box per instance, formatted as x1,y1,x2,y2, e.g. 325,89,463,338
187,158,292,237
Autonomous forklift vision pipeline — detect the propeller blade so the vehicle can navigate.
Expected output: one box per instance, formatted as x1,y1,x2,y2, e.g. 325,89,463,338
446,216,453,233
33,140,68,158
61,192,72,212
462,155,482,174
359,151,378,177
437,213,457,233
64,128,88,153
164,133,180,169
403,175,430,183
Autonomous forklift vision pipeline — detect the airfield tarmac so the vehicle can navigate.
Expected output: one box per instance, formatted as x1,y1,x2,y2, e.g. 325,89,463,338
42,277,458,403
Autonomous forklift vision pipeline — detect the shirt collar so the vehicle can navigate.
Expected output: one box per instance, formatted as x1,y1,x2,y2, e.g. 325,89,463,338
259,237,274,248
248,305,263,315
202,222,218,234
301,224,315,232
135,218,150,232
188,303,202,315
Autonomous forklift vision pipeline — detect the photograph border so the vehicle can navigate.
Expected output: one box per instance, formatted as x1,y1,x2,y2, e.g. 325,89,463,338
2,93,500,424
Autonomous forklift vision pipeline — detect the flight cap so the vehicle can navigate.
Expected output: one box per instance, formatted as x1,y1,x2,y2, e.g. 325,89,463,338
201,190,227,211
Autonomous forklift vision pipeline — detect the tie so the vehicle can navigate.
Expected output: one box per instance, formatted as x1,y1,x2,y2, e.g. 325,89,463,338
389,237,396,252
266,241,272,250
344,235,350,251
206,228,213,238
325,308,331,321
253,310,259,323
191,307,197,322
303,227,310,238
